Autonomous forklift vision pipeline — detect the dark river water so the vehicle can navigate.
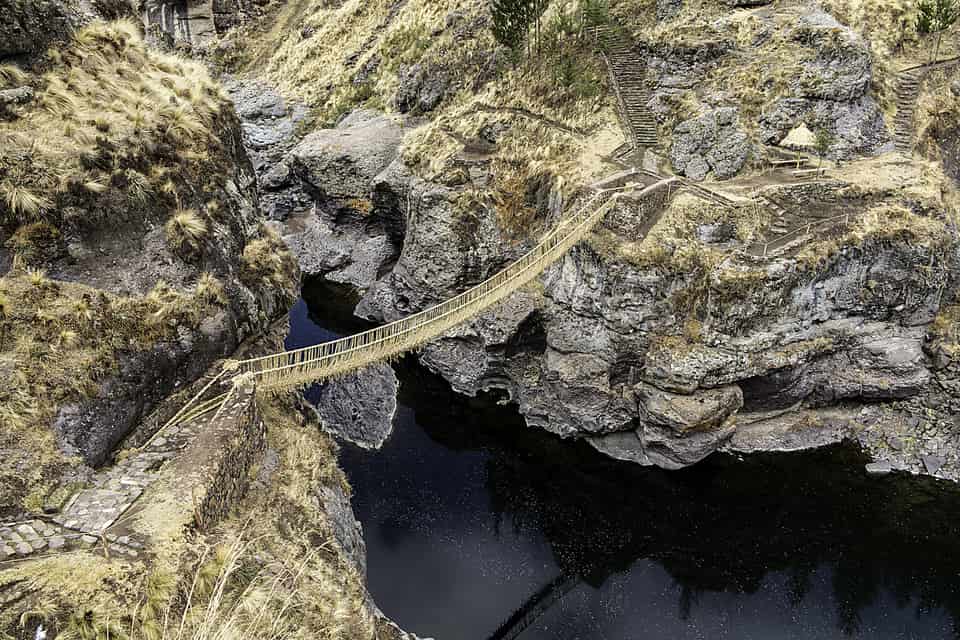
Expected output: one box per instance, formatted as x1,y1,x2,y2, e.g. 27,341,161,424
291,278,960,640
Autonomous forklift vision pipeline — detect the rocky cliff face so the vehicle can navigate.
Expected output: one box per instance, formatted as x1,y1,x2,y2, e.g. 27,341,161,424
222,1,959,482
241,90,958,478
42,102,291,472
0,19,296,516
651,3,894,181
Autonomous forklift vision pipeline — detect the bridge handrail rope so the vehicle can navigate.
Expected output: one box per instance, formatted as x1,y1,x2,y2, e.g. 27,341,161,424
153,368,228,440
241,194,619,386
234,178,678,390
898,55,960,75
234,184,622,366
160,177,678,430
250,199,610,382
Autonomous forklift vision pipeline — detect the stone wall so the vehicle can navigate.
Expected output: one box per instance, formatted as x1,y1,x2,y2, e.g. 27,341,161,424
194,383,266,530
141,0,223,48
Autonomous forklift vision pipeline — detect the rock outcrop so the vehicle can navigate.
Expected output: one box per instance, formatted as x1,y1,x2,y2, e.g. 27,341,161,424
759,9,893,158
657,0,683,22
670,107,752,180
357,156,515,320
292,110,405,203
141,0,259,49
0,0,87,58
13,67,295,473
393,62,451,115
263,100,955,474
310,364,400,449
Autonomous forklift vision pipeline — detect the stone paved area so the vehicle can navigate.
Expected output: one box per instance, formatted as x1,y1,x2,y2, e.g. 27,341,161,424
0,410,215,563
0,519,144,561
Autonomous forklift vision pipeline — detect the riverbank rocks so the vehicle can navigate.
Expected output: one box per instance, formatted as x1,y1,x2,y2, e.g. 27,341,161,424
636,383,743,433
226,91,409,288
310,364,399,449
670,107,751,180
588,416,737,470
283,212,397,290
587,383,743,469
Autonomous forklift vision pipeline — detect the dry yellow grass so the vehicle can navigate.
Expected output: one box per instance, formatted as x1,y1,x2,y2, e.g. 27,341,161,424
916,68,960,157
165,209,209,255
240,226,300,303
0,20,229,230
0,264,234,514
235,0,615,238
2,394,374,640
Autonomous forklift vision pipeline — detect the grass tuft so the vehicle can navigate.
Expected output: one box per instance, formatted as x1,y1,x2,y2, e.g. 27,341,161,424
0,64,29,88
195,272,228,308
0,182,53,221
165,209,209,255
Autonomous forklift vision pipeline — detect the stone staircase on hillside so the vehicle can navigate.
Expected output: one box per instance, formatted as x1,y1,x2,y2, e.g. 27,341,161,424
0,411,220,562
893,68,923,154
745,194,851,258
0,367,260,565
595,25,658,155
893,57,960,155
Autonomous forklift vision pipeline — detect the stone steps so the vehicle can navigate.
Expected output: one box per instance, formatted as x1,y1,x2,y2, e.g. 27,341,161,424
0,400,221,562
893,72,918,153
743,192,856,258
892,58,960,154
597,25,659,152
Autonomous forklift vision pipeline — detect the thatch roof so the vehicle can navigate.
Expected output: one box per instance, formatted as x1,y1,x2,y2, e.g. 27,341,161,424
781,123,817,150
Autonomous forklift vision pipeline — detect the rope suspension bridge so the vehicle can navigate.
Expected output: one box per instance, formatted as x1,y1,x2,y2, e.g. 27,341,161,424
162,175,679,432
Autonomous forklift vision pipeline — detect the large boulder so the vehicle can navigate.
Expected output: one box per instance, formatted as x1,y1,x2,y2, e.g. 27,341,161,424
256,107,406,286
356,157,512,321
790,11,872,102
290,110,403,202
309,364,399,449
670,107,752,180
636,383,743,433
587,383,742,469
760,8,893,158
588,416,738,470
282,211,395,290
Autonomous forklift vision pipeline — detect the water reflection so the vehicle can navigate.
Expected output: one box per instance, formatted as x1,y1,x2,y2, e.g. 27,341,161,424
296,278,960,640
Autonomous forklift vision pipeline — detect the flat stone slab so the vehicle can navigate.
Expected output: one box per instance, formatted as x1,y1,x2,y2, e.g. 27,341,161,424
865,461,893,476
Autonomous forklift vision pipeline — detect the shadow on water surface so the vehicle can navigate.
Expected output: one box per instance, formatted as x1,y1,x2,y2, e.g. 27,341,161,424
294,276,960,640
